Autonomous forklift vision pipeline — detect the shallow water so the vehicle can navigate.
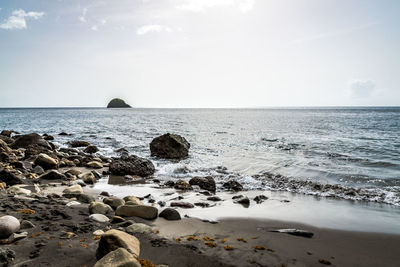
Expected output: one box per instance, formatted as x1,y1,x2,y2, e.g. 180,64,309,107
1,107,399,205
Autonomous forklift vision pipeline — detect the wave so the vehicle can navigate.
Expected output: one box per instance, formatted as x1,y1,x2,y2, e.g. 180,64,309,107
253,172,400,206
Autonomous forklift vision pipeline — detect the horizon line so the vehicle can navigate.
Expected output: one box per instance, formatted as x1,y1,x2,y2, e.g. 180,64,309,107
0,105,399,109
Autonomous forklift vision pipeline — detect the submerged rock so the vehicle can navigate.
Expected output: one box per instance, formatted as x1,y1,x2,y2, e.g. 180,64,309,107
96,229,140,259
150,133,190,159
170,202,194,209
189,176,216,192
223,180,243,191
174,180,193,191
159,208,181,220
107,98,131,108
68,140,90,148
84,145,99,154
109,155,155,177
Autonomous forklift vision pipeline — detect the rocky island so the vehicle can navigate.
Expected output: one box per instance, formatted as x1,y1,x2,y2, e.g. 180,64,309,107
107,98,131,108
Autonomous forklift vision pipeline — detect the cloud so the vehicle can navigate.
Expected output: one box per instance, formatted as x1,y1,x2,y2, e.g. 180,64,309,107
176,0,254,13
0,9,44,30
79,7,88,23
91,19,106,31
292,22,379,45
348,79,376,98
137,24,172,35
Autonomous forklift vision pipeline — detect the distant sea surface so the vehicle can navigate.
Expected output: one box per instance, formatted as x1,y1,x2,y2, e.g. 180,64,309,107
1,107,399,205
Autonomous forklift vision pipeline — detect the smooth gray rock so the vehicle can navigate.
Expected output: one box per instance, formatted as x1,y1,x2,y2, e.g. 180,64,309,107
89,214,110,223
0,216,20,239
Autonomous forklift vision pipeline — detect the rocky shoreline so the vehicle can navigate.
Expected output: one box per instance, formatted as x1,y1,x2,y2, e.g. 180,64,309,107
0,130,248,266
1,130,400,267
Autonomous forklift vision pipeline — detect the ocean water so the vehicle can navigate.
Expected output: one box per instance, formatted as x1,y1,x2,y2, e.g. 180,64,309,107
1,107,399,205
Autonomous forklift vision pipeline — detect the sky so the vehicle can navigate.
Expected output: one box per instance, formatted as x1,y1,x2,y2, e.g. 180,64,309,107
0,0,399,108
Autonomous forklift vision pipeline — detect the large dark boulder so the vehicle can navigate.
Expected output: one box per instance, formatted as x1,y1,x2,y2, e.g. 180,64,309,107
107,98,131,108
150,133,190,159
189,176,216,192
0,170,25,185
159,208,181,221
68,140,90,148
223,180,243,191
10,133,51,150
109,155,155,177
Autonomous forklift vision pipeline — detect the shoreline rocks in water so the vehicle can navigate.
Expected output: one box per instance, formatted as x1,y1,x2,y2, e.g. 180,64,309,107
107,98,132,108
150,133,190,159
109,155,155,177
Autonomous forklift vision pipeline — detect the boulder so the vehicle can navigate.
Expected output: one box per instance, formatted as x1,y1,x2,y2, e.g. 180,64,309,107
122,196,143,206
84,145,99,154
39,170,66,180
223,180,243,191
170,202,194,209
159,208,181,220
0,170,25,185
125,223,153,235
7,185,31,196
94,247,140,267
32,165,45,175
189,176,216,192
107,98,131,108
42,134,54,141
115,205,158,220
68,140,90,148
207,196,222,202
233,196,250,207
0,130,17,137
89,214,110,223
10,133,51,150
174,180,192,190
96,229,140,259
63,184,84,195
89,202,114,215
87,161,103,169
0,216,20,239
65,169,81,176
34,153,58,169
79,172,96,184
150,133,190,159
104,197,125,210
109,155,155,177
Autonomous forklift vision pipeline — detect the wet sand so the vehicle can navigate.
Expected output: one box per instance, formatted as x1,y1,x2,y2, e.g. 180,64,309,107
153,217,400,267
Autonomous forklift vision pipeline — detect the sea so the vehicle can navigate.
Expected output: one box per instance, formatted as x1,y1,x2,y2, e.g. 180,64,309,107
1,107,399,206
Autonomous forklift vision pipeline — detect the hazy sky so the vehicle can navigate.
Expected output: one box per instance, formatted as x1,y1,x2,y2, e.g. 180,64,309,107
0,0,399,107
